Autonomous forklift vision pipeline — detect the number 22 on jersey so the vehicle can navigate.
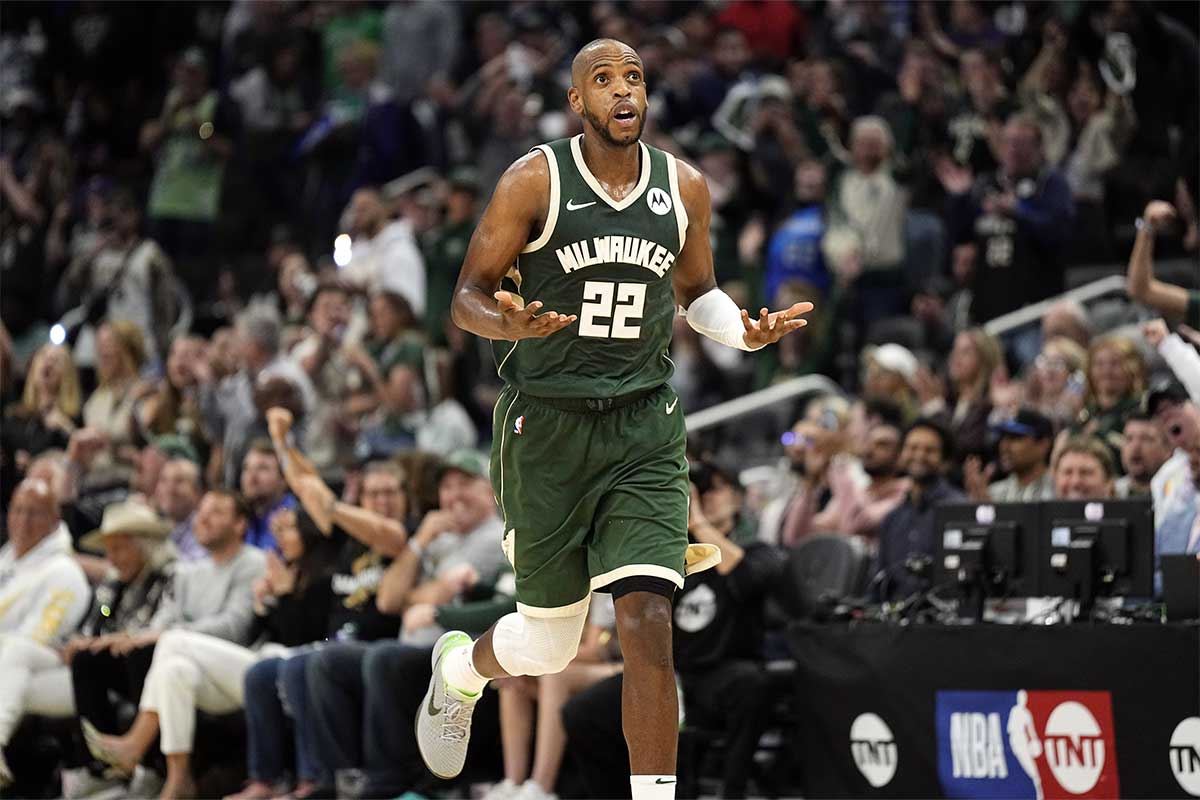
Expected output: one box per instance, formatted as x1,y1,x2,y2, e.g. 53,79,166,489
578,280,646,339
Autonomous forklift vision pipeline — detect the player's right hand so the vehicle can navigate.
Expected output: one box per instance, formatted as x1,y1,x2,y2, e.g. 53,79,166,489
495,291,577,340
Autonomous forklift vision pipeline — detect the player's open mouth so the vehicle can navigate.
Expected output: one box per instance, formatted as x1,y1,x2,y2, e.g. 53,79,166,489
613,105,638,126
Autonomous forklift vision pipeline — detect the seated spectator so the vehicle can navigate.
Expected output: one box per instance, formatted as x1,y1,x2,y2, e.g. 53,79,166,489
1040,300,1094,353
71,490,266,775
29,501,177,796
1126,201,1200,329
0,478,90,787
83,507,339,800
562,464,781,800
364,290,423,378
759,399,851,547
1116,412,1172,498
967,409,1056,502
239,441,296,552
920,328,1002,459
375,450,506,632
1024,336,1087,428
1144,319,1200,406
80,320,153,488
874,419,965,601
340,188,427,315
359,363,478,459
231,455,409,798
1153,449,1199,594
1069,333,1147,459
861,343,919,422
154,457,206,561
488,595,621,800
2,343,79,480
1052,437,1116,499
1147,379,1200,512
811,418,909,543
134,335,210,461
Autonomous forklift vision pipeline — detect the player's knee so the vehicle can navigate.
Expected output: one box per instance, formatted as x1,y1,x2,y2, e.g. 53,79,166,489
493,609,587,677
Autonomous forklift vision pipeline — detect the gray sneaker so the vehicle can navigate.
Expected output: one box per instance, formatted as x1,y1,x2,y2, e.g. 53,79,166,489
416,630,481,779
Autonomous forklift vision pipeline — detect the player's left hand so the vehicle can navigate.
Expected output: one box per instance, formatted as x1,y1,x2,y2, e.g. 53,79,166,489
741,302,814,349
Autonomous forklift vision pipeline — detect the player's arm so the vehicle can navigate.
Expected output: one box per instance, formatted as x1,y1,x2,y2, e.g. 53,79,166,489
670,159,813,350
450,151,577,341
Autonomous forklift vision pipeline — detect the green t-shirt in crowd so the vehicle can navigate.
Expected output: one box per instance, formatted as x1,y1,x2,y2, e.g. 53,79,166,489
147,91,226,222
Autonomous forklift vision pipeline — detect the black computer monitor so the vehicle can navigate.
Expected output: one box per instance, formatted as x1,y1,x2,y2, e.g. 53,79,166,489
934,502,1042,620
1040,498,1155,613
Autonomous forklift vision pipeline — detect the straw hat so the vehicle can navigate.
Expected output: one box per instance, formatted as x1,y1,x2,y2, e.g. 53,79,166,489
80,500,172,551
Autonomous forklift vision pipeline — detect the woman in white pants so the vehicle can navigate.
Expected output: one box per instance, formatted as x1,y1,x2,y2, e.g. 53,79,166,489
86,507,339,800
0,500,174,787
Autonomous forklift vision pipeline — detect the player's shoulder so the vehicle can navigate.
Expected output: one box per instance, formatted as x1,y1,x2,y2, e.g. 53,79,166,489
666,152,710,220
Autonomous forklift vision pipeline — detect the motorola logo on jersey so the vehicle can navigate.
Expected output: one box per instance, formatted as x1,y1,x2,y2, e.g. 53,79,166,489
936,691,1119,799
1171,717,1200,797
647,187,672,215
850,713,898,789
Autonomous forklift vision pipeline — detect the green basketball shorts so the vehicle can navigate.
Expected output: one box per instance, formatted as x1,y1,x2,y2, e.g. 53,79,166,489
490,383,689,618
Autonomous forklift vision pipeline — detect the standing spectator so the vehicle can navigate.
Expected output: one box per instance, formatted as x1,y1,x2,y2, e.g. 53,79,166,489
941,113,1075,324
946,48,1016,176
423,168,481,345
874,419,965,601
60,189,179,368
363,290,422,379
966,408,1055,502
153,457,206,562
0,478,90,787
1115,412,1172,498
379,1,461,103
198,302,314,488
292,282,380,481
1070,334,1147,459
1052,437,1116,499
824,116,908,322
340,188,427,315
140,47,238,303
687,27,753,128
763,160,830,307
239,441,295,552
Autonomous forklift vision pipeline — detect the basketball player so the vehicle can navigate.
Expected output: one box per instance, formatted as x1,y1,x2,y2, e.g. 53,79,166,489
416,39,813,800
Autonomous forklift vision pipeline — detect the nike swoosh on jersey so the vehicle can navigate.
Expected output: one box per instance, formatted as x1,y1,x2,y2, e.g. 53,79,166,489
566,199,596,211
666,398,678,415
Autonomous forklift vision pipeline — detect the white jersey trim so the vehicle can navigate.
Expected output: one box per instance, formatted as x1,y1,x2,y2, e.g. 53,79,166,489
521,145,560,254
665,152,689,252
569,134,652,212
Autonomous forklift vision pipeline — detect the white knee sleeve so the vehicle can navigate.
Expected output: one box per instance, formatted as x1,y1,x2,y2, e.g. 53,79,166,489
492,609,588,677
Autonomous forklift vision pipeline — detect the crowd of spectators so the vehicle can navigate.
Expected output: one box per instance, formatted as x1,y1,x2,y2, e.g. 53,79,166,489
0,1,1198,799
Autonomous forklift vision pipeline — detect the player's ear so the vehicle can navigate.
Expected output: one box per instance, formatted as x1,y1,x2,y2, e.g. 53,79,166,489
567,87,583,114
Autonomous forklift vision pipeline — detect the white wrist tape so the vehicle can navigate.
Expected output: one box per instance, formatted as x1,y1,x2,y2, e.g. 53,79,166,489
684,287,762,351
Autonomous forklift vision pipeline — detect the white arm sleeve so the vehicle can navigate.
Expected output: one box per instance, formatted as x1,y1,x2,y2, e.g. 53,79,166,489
1159,333,1200,404
684,287,763,351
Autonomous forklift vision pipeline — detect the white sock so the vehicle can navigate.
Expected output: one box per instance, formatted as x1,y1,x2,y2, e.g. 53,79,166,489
441,642,489,695
630,775,676,800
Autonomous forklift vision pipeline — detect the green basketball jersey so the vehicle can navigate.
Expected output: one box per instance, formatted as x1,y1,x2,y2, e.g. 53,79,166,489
493,134,689,399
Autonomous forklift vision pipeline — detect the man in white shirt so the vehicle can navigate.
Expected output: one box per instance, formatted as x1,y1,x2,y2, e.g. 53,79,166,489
0,478,90,786
340,188,427,317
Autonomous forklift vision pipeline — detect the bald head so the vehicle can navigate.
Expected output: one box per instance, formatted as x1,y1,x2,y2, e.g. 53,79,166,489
7,478,60,559
571,39,642,89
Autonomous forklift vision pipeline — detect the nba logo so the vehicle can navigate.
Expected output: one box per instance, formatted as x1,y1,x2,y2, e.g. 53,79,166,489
514,415,524,435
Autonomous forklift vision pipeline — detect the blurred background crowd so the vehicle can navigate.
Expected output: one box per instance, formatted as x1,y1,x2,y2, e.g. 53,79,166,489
0,1,1198,799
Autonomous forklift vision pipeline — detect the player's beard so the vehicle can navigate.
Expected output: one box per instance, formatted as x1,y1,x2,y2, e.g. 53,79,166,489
582,103,644,147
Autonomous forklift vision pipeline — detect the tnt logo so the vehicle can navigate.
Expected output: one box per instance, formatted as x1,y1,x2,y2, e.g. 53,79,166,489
850,713,898,788
937,691,1119,799
1171,717,1200,797
647,187,672,215
514,415,524,435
